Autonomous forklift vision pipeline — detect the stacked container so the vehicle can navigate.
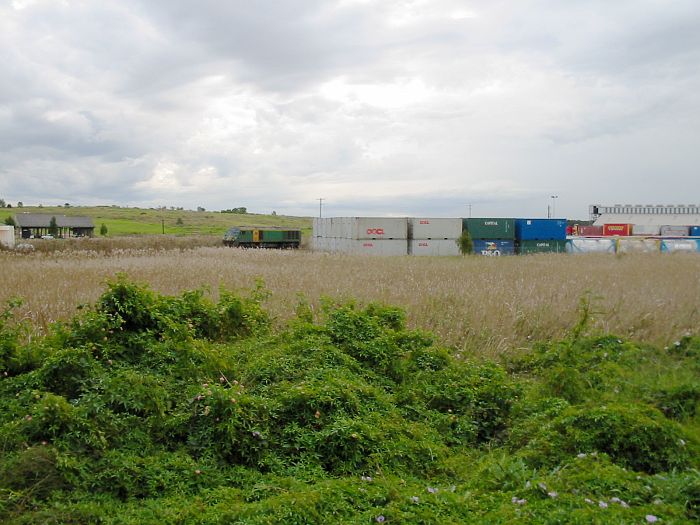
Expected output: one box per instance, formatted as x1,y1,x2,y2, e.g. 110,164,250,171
579,225,604,236
464,218,515,256
408,218,461,256
514,219,567,254
616,239,660,253
0,225,14,248
631,225,661,236
603,224,633,236
660,225,689,237
660,239,700,253
566,238,616,253
312,217,408,256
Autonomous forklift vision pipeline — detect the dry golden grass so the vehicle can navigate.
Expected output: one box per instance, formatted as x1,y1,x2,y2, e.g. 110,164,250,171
1,246,699,358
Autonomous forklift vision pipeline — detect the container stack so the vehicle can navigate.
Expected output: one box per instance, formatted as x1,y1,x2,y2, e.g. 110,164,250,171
514,219,567,254
0,225,15,249
408,218,462,256
464,218,515,256
312,217,408,256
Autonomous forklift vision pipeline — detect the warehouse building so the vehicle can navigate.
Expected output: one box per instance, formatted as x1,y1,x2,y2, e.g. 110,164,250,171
590,204,700,227
14,213,95,239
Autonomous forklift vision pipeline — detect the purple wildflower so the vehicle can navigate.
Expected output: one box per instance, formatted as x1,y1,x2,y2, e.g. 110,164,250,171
645,516,658,523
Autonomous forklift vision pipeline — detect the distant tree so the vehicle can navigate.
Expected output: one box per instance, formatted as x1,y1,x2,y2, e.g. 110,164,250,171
17,202,23,208
6,204,11,208
271,211,277,216
49,216,59,237
0,198,5,207
456,229,474,255
64,203,70,208
197,206,205,212
4,216,15,226
100,223,108,236
176,217,184,225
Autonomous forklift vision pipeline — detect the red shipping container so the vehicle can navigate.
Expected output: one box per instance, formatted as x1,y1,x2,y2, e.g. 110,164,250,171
603,224,632,236
579,225,603,236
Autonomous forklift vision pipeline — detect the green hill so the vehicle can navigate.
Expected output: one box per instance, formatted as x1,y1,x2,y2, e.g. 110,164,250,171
0,206,312,237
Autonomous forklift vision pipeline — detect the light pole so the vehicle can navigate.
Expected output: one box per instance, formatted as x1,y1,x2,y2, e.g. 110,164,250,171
318,198,324,218
466,204,472,218
550,195,558,218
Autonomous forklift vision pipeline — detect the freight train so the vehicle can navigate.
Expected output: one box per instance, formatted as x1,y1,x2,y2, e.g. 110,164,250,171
223,227,301,249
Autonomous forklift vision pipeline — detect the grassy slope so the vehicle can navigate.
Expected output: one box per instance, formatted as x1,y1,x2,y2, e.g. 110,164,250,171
0,206,312,237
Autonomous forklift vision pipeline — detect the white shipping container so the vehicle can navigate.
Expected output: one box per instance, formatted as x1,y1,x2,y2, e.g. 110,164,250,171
409,239,461,256
660,225,689,237
616,239,660,253
566,238,616,253
631,224,660,236
0,225,15,248
350,217,408,240
345,239,407,256
409,218,462,240
330,217,345,238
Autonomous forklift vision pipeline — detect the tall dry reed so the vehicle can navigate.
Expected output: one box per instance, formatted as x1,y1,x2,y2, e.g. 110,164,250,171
1,247,698,358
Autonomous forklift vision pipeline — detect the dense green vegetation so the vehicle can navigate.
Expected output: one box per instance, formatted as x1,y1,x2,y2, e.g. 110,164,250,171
0,280,698,523
0,206,312,237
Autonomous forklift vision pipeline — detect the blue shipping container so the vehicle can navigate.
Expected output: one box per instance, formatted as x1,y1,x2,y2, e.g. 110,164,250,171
472,239,515,256
515,219,567,240
691,226,700,237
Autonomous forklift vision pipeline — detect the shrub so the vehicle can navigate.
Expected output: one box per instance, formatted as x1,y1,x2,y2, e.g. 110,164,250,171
513,403,695,473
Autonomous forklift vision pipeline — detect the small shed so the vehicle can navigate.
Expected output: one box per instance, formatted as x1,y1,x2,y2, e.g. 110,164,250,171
14,213,95,239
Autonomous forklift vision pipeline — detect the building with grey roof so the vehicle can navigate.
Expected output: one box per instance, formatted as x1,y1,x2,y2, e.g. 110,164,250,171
13,213,95,239
590,204,700,227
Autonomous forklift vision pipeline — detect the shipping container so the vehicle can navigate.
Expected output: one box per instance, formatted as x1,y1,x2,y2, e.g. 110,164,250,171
691,226,700,237
616,239,660,253
409,239,461,256
566,238,616,253
631,224,660,236
409,218,462,240
603,224,633,236
660,239,700,253
517,239,567,254
515,219,567,240
349,217,408,240
0,225,15,248
660,225,689,237
464,218,515,240
472,239,515,256
345,239,408,256
578,225,604,236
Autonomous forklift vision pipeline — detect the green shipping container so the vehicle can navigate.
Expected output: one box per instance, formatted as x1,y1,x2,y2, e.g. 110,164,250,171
517,239,567,254
463,218,515,240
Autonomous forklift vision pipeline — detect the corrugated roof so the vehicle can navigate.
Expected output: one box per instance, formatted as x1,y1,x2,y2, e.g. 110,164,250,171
14,213,95,228
593,214,700,227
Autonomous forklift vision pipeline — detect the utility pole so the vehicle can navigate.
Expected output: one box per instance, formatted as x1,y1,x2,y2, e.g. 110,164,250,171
466,204,472,218
318,198,324,218
161,219,165,234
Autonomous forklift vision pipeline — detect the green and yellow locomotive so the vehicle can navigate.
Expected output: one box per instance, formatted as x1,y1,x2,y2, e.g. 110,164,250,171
223,227,301,249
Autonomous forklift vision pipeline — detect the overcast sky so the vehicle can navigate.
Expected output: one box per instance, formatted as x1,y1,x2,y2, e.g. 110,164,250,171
1,0,699,219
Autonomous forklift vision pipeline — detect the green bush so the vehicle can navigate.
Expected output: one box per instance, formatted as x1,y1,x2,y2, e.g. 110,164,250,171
0,277,698,522
513,403,695,473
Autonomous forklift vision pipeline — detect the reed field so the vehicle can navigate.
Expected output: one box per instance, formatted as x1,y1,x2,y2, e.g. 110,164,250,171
1,242,698,357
